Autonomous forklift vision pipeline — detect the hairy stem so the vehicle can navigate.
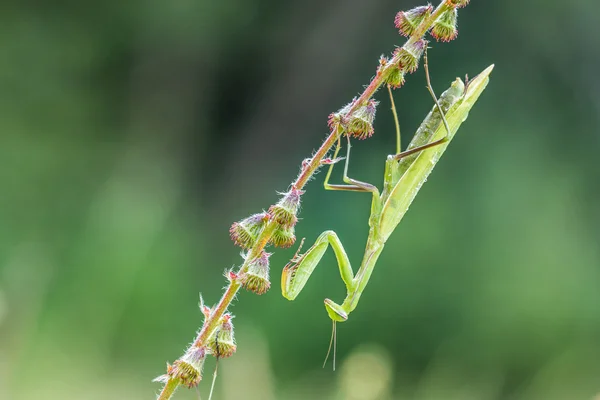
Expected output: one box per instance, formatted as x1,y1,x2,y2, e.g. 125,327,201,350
157,378,179,400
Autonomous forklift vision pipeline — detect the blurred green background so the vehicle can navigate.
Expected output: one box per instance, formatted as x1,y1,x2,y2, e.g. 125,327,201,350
1,0,599,399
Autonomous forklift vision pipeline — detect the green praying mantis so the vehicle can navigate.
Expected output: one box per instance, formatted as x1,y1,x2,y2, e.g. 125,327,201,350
281,54,494,367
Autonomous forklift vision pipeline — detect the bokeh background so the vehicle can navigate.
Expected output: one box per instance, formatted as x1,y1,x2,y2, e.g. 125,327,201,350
1,0,600,399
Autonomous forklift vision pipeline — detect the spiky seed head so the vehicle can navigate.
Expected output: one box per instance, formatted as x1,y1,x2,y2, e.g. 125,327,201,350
240,251,271,295
394,5,433,37
207,314,237,358
431,8,458,42
270,225,296,248
166,347,206,388
229,212,269,248
395,39,427,73
268,188,304,228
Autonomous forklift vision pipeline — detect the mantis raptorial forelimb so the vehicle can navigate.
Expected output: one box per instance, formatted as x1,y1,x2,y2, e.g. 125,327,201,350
281,52,494,367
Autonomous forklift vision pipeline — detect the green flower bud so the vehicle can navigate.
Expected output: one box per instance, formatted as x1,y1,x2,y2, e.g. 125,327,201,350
348,99,378,140
386,65,406,89
395,39,427,73
229,212,269,248
268,188,303,228
166,347,206,388
378,57,405,89
240,251,271,295
394,5,433,37
207,314,237,358
328,98,378,140
270,225,296,248
431,8,458,42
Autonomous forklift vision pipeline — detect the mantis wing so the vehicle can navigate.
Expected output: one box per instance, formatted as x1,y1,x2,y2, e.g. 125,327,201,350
378,65,494,242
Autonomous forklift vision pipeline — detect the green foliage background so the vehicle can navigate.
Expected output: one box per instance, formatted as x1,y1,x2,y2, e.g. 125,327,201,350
1,1,599,399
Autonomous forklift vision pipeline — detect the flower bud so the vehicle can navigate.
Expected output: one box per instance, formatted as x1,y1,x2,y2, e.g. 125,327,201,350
240,251,271,295
229,212,269,249
386,65,406,89
395,39,427,73
268,188,303,228
431,8,458,42
270,225,296,248
207,314,237,358
394,5,433,37
348,99,377,139
166,347,206,388
328,98,377,140
378,57,405,89
328,102,351,133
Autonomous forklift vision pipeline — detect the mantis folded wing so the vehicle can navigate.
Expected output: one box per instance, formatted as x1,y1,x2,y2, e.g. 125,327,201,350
282,65,493,328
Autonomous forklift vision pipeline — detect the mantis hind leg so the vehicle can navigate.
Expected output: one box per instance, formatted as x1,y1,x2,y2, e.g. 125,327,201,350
387,84,402,154
324,137,380,195
393,47,452,161
281,230,354,322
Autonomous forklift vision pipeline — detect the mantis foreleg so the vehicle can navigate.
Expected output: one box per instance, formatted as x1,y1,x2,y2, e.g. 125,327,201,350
281,230,354,322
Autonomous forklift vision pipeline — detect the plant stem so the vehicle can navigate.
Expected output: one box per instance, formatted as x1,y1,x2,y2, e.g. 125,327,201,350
157,378,179,400
157,2,454,399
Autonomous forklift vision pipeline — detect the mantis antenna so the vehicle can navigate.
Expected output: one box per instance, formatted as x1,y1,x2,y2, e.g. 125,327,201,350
387,84,401,154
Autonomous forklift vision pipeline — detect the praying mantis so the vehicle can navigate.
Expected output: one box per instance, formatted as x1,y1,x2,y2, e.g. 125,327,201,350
281,55,493,365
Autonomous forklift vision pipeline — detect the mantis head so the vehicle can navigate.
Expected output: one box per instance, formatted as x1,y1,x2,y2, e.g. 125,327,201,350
324,298,348,322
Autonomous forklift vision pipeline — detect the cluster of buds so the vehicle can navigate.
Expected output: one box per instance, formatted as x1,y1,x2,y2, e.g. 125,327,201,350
268,188,303,248
229,212,269,249
154,313,237,388
395,1,467,42
328,98,378,140
238,251,271,295
207,313,237,358
389,1,466,80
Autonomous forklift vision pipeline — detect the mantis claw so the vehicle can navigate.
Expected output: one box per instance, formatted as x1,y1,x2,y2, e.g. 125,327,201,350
290,237,305,262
